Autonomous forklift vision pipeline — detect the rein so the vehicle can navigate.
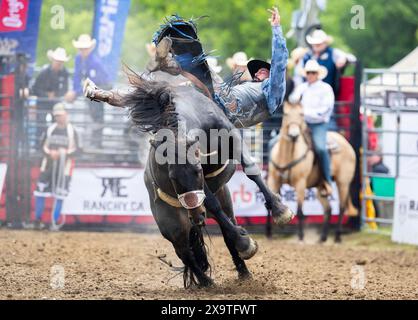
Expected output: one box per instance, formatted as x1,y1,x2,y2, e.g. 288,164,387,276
270,147,309,172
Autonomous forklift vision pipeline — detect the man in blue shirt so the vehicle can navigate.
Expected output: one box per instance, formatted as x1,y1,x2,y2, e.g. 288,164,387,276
65,34,110,147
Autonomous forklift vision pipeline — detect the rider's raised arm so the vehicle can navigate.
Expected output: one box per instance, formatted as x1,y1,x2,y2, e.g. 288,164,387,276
262,7,289,115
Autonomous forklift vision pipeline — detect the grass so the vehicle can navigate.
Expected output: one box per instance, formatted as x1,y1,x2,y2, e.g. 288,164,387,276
344,230,418,252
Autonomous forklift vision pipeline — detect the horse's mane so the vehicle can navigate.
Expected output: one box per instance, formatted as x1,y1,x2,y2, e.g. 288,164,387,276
122,67,178,133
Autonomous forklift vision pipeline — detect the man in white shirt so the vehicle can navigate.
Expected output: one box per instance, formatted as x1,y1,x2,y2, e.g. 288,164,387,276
290,59,335,196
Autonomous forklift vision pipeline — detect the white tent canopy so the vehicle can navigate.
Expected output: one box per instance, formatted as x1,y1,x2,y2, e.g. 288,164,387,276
364,47,418,94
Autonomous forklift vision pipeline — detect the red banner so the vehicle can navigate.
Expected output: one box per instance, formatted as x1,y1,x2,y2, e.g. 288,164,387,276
0,0,29,32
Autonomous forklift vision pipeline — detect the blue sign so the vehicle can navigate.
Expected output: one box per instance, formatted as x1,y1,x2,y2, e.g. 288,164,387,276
0,0,43,74
92,0,131,83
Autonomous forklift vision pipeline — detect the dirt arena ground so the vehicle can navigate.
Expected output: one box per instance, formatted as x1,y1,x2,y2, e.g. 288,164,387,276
0,228,417,300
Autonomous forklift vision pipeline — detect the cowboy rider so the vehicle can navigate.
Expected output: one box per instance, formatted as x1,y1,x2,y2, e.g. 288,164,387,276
82,6,288,130
289,59,335,196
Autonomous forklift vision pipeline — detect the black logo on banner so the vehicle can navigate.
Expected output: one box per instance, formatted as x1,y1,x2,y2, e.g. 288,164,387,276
101,177,128,198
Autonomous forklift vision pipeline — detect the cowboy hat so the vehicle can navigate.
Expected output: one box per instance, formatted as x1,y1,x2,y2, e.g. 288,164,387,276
145,43,156,58
288,47,309,68
72,34,97,49
247,59,271,79
47,47,71,62
301,59,328,80
52,103,67,116
306,29,334,45
226,51,250,69
206,57,222,74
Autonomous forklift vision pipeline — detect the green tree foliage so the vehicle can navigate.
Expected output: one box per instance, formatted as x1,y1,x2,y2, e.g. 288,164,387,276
35,0,418,74
321,0,418,68
36,0,94,69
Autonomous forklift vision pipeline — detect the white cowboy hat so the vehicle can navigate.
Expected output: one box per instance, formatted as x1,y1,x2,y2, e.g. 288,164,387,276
145,43,156,58
47,47,71,62
72,34,97,49
301,59,328,80
206,56,222,74
226,51,250,69
306,29,334,45
287,47,309,69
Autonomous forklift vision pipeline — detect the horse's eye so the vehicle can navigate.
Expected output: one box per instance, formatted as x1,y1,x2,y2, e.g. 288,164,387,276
283,112,289,117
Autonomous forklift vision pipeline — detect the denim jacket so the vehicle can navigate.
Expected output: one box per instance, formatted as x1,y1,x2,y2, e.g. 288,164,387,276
261,25,288,115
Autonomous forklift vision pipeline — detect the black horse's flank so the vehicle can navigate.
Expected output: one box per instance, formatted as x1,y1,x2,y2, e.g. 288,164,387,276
122,70,292,287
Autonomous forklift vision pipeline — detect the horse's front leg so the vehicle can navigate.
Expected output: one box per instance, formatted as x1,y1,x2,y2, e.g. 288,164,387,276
294,181,307,242
215,185,251,279
204,183,258,260
240,145,294,225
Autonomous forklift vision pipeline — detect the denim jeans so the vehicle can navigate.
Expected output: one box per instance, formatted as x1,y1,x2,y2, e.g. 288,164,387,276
308,122,332,184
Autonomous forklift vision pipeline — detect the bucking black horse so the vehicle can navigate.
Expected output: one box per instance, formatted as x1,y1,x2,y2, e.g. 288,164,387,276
85,16,294,287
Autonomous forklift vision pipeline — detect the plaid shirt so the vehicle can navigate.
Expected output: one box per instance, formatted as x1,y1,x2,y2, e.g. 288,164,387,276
261,25,288,114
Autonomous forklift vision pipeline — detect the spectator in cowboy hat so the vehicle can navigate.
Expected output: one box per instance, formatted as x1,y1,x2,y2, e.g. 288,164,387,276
288,47,308,87
32,47,71,100
65,34,110,148
301,29,356,92
290,59,335,196
31,47,71,142
145,42,157,58
226,51,252,83
207,56,222,74
206,56,224,85
300,29,355,131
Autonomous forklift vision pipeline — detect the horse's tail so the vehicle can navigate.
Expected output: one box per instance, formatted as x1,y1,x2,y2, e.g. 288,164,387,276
122,67,177,133
183,224,211,288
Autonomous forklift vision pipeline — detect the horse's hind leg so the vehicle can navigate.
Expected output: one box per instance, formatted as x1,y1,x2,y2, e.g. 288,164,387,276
216,185,251,280
238,141,294,225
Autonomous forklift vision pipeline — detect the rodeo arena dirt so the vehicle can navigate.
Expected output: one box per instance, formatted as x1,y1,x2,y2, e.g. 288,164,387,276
1,0,418,305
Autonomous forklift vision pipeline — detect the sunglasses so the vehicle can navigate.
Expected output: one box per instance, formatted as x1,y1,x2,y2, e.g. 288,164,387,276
306,71,318,75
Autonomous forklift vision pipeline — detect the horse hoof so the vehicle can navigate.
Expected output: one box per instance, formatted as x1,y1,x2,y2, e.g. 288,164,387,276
238,271,252,281
238,238,258,260
334,237,342,244
319,236,327,243
199,278,215,288
273,207,295,226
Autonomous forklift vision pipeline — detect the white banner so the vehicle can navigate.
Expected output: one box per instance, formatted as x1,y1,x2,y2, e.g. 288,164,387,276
226,170,340,216
62,168,151,215
392,177,418,245
0,163,7,198
62,167,340,217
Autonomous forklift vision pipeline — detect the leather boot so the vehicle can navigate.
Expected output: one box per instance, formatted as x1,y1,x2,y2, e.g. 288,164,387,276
146,37,182,76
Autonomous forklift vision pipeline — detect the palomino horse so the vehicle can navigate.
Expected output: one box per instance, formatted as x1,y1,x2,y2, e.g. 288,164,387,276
267,102,357,242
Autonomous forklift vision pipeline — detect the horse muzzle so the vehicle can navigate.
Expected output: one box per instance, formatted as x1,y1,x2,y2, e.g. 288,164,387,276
178,190,206,210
